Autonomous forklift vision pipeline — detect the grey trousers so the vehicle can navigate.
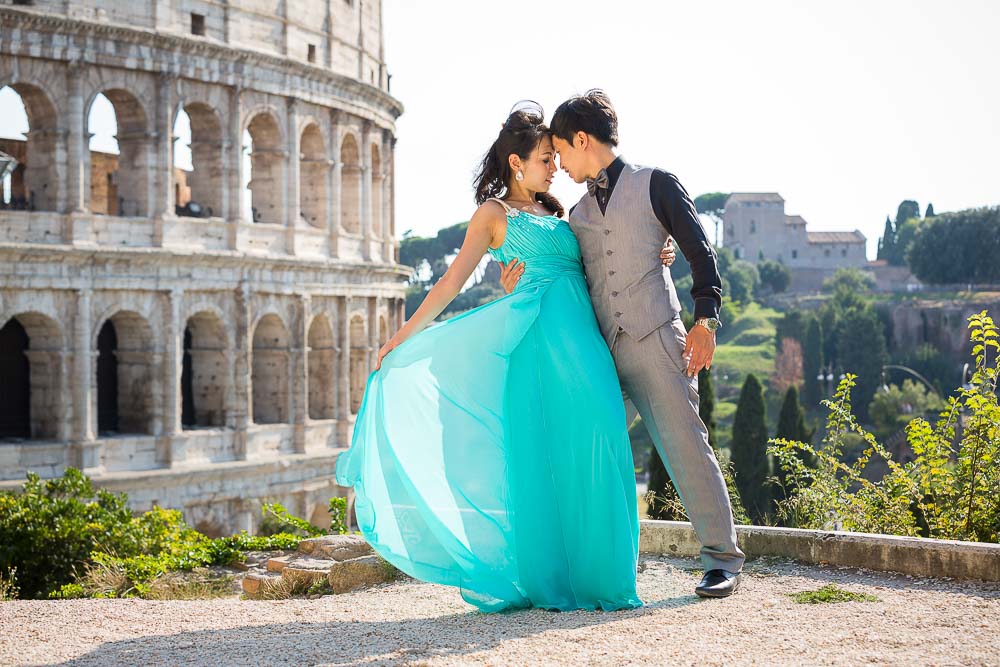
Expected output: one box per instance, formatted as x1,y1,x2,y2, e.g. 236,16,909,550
612,318,745,573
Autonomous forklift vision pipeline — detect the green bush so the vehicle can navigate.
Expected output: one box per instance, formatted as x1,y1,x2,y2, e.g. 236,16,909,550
0,469,139,598
769,311,1000,543
0,470,305,599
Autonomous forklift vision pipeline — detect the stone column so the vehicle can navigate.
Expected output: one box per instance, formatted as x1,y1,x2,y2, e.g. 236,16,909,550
152,73,176,246
285,97,300,255
292,294,310,454
64,62,90,243
233,282,252,459
367,297,379,373
328,110,342,258
71,289,98,471
158,288,183,466
337,295,352,444
226,86,243,250
389,136,398,262
381,132,393,262
360,121,373,260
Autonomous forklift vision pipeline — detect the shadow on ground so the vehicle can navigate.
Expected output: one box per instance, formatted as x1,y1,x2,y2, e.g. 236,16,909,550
50,592,700,667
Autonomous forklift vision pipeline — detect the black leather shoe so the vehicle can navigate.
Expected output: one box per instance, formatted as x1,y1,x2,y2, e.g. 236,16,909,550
695,569,742,598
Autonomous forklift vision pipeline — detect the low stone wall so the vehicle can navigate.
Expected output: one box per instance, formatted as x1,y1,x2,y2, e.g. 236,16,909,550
640,520,1000,582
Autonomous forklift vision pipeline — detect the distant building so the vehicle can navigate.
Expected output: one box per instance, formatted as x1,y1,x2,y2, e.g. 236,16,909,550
723,193,868,291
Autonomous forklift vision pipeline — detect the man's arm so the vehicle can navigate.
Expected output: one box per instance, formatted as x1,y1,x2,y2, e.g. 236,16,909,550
649,170,722,321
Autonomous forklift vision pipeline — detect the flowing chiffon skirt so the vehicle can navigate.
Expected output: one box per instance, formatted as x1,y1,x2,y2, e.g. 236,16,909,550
336,223,642,612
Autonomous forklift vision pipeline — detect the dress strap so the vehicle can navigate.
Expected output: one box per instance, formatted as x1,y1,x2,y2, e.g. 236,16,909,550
487,197,514,214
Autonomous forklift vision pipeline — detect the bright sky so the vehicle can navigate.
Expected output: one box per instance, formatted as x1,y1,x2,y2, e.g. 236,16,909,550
383,0,1000,257
2,1,997,258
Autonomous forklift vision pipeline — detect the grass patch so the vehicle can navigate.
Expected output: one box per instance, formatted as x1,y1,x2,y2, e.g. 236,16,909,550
789,584,878,604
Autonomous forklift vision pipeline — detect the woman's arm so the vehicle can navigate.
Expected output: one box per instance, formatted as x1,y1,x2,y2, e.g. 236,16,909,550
376,202,504,369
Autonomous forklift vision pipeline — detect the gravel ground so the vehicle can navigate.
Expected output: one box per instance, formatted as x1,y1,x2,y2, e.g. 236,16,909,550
1,556,998,667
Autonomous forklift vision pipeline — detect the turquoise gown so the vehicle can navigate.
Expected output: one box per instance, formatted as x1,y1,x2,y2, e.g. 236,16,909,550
335,202,642,612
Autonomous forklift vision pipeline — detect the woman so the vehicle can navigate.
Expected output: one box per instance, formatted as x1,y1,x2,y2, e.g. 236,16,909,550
335,103,672,612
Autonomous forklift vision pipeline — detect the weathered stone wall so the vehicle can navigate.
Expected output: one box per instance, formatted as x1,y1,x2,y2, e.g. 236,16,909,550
0,1,408,534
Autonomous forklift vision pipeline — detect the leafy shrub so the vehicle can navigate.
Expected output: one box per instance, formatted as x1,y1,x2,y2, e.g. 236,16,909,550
0,469,137,598
0,470,304,599
769,312,1000,543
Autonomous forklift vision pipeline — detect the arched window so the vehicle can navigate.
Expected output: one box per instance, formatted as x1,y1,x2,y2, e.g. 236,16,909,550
252,314,290,424
299,124,328,229
89,90,149,217
307,315,335,420
182,311,228,428
243,112,284,224
97,311,155,435
0,84,59,212
174,103,224,218
340,135,361,234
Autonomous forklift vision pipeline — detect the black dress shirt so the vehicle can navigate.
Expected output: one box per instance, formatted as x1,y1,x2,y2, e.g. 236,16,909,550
572,156,723,321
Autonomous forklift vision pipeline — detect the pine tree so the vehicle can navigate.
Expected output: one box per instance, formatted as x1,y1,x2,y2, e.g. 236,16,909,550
730,374,770,523
802,316,824,409
924,202,935,218
698,368,717,451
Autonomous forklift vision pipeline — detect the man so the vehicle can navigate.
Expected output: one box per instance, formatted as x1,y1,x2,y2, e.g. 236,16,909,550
500,89,745,597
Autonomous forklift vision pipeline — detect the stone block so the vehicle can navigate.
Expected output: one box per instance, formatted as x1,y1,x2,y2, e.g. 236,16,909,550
299,534,373,561
241,571,281,597
327,555,395,594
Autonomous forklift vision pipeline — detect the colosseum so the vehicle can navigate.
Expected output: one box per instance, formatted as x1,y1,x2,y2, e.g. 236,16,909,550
0,0,408,535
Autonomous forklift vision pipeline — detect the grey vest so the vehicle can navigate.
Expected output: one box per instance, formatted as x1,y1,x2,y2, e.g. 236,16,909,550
569,162,683,346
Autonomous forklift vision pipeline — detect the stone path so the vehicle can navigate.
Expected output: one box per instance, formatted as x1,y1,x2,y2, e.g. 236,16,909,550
1,556,998,666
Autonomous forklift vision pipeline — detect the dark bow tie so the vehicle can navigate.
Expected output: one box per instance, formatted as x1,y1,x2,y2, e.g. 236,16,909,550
586,169,610,197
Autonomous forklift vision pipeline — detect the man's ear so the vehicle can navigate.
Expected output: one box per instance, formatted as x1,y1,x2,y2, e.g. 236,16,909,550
575,131,588,150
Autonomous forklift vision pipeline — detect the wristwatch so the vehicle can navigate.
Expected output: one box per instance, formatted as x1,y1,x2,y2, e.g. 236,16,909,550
694,317,721,333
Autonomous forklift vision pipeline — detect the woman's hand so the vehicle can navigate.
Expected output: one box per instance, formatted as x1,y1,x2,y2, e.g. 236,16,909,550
661,237,677,267
375,338,397,371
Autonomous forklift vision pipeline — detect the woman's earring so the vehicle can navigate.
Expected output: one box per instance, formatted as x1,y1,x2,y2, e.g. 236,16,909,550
515,170,524,182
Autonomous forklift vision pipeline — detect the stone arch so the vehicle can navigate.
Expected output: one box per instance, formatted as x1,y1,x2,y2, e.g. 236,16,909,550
349,314,368,413
340,134,361,234
299,123,328,229
307,314,335,420
175,102,224,218
251,313,290,424
244,111,285,224
370,143,382,238
0,312,62,441
96,310,155,435
88,89,150,217
182,310,228,428
0,83,60,212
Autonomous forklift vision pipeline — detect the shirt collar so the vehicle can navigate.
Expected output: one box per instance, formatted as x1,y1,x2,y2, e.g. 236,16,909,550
604,156,625,193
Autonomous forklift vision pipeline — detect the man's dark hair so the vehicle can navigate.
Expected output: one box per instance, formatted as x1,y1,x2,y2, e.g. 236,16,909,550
550,89,619,147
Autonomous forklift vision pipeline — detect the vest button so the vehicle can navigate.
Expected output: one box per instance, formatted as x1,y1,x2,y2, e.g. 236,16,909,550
606,250,613,256
611,291,619,297
604,229,611,235
615,312,623,318
608,270,615,276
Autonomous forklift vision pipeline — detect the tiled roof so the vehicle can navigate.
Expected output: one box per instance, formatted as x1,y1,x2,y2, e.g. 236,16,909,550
785,215,807,226
807,231,866,244
727,193,785,204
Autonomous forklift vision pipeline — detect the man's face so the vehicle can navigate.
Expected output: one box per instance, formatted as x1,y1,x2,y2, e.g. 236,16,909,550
552,135,587,184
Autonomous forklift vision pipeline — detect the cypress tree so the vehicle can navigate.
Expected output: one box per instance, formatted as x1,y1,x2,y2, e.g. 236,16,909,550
730,374,770,523
802,316,824,409
924,202,935,218
772,385,815,514
877,216,895,261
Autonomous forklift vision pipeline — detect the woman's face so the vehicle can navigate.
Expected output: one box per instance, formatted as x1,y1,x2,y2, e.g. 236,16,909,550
512,135,557,193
